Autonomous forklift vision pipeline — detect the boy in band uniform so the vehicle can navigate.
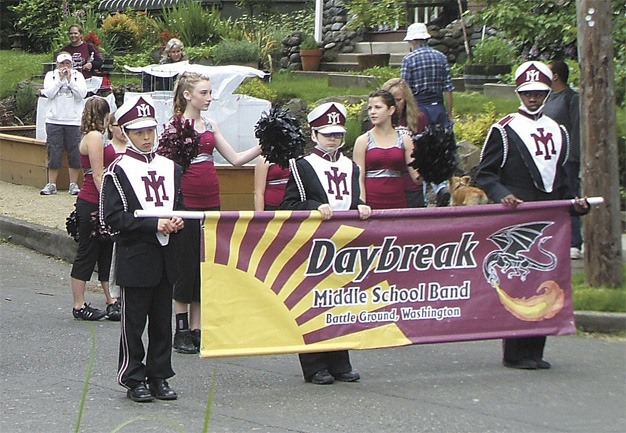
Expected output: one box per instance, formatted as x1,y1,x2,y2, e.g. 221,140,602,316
475,61,588,370
280,102,371,384
101,95,185,402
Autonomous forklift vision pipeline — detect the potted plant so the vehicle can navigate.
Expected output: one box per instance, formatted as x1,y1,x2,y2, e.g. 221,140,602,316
299,35,323,71
464,37,517,91
344,0,405,70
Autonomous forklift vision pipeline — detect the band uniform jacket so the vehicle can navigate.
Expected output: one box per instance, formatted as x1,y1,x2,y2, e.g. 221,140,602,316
476,111,574,204
280,152,364,211
102,154,185,288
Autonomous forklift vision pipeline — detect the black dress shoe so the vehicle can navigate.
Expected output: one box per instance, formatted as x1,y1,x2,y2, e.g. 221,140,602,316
148,378,178,400
535,359,551,369
503,359,538,369
173,329,198,354
332,370,360,382
127,382,154,402
306,369,334,385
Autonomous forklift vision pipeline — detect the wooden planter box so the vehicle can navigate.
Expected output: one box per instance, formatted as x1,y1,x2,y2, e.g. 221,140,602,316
463,64,512,92
0,127,79,191
0,127,255,210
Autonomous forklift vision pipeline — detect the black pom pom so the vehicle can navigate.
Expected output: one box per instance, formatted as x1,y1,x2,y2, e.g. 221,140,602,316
255,105,305,168
409,124,458,184
157,116,200,171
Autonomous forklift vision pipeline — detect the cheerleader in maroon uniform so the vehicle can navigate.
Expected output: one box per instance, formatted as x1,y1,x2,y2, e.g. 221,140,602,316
70,96,118,321
164,72,262,354
353,90,419,209
254,156,290,211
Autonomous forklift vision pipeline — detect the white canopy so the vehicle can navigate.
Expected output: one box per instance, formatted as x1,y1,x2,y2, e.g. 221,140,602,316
124,61,267,100
37,63,271,163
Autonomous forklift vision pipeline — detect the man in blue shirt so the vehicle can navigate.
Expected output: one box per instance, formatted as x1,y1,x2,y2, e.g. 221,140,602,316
400,23,454,128
400,23,455,206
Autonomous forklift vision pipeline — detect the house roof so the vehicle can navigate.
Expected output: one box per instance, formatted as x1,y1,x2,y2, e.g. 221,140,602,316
98,0,216,12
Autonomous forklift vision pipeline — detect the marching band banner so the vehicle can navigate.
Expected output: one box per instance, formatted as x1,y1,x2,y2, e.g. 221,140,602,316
199,201,575,358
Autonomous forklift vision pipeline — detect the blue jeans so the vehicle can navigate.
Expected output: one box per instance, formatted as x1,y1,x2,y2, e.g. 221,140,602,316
418,102,452,128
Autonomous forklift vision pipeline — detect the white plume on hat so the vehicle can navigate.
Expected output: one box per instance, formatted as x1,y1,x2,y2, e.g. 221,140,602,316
404,23,431,41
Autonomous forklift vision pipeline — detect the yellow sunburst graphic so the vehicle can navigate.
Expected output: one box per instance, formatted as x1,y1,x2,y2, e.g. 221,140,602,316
200,211,411,358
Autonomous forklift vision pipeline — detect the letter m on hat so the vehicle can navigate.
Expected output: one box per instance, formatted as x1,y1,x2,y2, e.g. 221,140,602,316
137,103,152,118
526,69,540,83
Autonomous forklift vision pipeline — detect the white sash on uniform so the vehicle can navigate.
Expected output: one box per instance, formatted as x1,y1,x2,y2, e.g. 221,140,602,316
117,154,176,245
509,114,563,193
305,153,354,210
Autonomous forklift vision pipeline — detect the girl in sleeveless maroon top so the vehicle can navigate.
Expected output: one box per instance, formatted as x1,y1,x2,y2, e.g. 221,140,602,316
254,156,290,211
165,72,262,354
353,90,419,209
69,97,118,321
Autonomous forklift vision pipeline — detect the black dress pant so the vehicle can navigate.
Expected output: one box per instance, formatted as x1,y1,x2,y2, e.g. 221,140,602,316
299,350,353,380
117,272,175,387
503,336,547,363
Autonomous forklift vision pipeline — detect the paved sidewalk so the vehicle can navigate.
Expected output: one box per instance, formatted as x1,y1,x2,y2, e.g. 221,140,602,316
1,180,625,333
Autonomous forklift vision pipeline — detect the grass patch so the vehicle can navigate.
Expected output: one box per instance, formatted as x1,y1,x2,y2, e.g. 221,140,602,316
268,71,372,104
572,265,626,312
454,91,519,118
0,50,49,99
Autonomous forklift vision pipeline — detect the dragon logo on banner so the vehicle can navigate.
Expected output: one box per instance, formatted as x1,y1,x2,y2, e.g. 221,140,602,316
482,222,563,322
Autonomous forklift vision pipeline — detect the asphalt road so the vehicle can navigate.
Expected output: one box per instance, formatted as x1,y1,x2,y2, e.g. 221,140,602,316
1,242,625,433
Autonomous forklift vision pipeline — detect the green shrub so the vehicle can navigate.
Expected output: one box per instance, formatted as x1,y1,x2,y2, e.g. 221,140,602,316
113,52,153,69
300,35,319,50
185,45,215,62
212,39,260,65
453,102,498,148
101,12,140,53
13,82,38,123
157,1,225,47
471,37,517,65
236,78,277,101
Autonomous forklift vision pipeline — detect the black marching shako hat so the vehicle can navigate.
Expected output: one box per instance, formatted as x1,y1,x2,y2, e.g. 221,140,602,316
307,102,347,134
116,95,158,130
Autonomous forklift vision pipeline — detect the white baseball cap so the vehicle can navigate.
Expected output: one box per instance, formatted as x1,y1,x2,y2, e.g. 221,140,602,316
56,53,72,63
404,23,431,41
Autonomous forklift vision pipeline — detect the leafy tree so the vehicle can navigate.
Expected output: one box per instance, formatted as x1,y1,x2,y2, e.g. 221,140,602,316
475,0,625,107
10,0,99,53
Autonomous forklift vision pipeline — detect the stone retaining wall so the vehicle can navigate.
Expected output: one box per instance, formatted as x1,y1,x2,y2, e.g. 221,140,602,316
280,0,497,70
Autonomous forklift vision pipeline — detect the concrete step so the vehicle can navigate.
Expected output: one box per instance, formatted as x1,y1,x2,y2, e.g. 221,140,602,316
353,41,409,54
336,52,406,64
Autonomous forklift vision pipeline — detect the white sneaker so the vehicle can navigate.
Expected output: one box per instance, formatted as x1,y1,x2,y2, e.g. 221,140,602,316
40,183,57,195
68,183,80,195
570,247,583,260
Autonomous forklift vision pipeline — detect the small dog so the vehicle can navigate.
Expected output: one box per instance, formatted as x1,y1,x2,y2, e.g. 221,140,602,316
450,175,489,206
